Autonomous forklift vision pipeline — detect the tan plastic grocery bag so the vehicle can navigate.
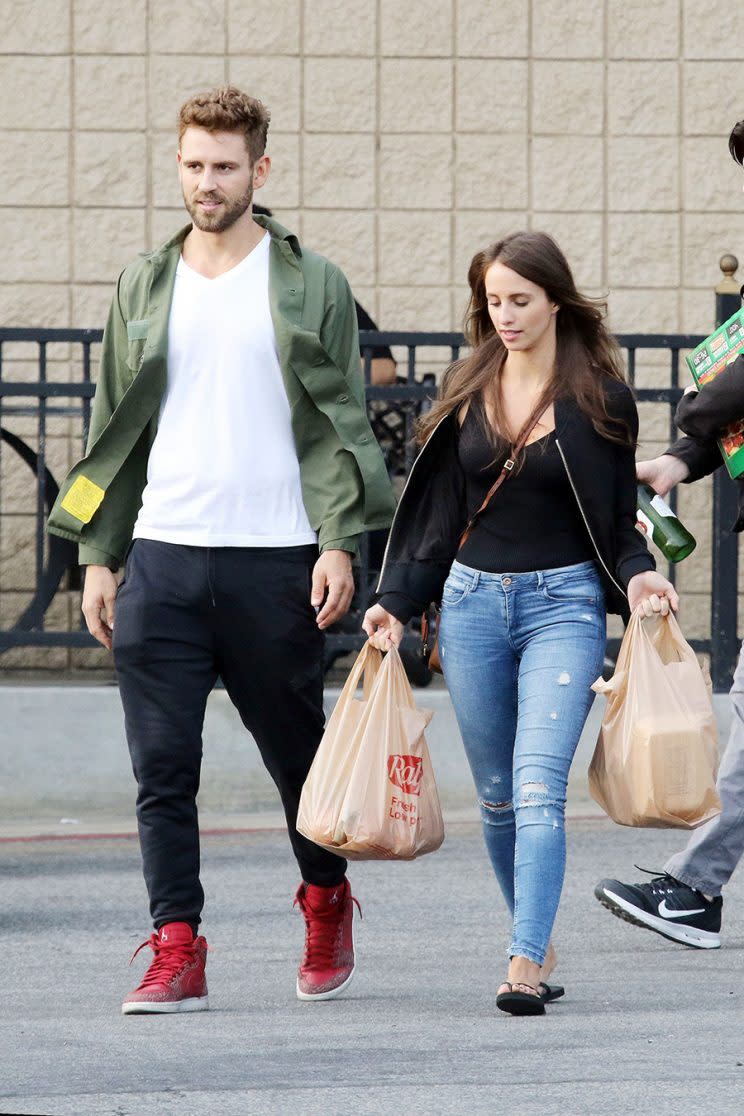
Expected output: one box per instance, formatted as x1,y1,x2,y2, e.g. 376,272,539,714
297,642,445,859
589,611,721,828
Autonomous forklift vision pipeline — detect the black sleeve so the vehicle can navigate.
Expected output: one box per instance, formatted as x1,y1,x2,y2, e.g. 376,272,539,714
675,354,744,440
354,298,394,361
375,421,467,622
665,435,722,482
376,466,468,621
606,382,656,586
376,590,428,626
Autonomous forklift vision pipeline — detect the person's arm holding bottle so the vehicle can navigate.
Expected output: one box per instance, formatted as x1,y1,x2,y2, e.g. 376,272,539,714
638,353,744,498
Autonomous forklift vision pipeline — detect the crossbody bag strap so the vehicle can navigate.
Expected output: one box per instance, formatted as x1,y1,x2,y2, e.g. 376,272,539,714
420,405,550,657
457,406,550,549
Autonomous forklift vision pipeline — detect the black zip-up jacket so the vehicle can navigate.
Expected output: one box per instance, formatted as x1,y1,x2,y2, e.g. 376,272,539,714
666,353,744,532
375,378,655,624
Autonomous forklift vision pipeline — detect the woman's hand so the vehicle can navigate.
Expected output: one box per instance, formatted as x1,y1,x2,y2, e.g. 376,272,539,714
627,570,680,618
362,604,405,651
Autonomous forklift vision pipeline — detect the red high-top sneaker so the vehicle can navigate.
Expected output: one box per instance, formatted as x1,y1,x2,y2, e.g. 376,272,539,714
294,879,361,1001
122,921,209,1014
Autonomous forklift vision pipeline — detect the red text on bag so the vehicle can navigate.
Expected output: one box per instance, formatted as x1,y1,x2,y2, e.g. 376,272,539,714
389,795,417,826
387,754,423,796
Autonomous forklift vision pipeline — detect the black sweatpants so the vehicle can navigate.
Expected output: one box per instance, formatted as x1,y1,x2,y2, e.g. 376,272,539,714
112,539,347,928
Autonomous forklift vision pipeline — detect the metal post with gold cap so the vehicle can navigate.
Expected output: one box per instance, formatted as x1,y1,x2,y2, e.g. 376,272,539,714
710,252,742,689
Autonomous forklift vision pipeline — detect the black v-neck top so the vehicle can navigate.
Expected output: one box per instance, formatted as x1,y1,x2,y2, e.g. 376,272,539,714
456,407,594,573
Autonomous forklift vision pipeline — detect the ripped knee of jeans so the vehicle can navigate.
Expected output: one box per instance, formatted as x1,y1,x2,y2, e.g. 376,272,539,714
479,797,513,825
516,780,564,810
518,780,550,804
515,780,565,826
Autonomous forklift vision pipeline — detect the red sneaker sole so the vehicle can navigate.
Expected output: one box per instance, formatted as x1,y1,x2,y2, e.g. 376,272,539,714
296,967,355,1002
121,995,210,1014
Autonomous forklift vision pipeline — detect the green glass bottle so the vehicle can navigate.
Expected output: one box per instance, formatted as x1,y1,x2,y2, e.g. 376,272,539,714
636,484,696,562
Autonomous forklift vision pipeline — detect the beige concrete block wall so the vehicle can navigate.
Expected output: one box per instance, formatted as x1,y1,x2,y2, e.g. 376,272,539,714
1,0,744,671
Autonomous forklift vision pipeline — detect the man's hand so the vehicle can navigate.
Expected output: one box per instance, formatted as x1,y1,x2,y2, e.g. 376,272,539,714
311,549,355,630
81,564,119,650
636,454,690,499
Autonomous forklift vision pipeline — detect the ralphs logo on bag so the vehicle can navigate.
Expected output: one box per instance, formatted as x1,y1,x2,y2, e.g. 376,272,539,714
387,754,423,796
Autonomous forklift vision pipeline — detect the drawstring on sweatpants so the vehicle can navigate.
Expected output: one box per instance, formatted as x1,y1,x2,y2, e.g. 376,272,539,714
206,550,216,607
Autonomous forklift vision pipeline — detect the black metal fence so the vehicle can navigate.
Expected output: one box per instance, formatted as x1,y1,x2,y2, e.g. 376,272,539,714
0,326,740,689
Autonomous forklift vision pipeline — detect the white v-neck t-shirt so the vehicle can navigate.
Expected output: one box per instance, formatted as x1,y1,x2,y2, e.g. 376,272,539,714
133,233,317,547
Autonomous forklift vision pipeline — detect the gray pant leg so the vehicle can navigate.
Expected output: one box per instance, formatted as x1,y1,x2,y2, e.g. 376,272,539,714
664,641,744,896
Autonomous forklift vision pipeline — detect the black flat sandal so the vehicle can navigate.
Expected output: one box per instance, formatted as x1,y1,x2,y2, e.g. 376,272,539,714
496,981,546,1016
538,981,565,1003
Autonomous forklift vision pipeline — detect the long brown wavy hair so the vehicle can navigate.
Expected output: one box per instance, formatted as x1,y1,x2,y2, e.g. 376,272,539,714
417,231,632,454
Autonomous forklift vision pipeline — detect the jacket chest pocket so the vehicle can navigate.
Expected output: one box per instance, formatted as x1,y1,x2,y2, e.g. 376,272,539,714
126,319,149,372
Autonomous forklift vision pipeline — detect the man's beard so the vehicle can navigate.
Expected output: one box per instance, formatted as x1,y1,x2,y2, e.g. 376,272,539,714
185,180,254,233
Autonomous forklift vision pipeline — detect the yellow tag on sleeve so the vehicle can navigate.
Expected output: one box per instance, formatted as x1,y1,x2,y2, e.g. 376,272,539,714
60,475,106,524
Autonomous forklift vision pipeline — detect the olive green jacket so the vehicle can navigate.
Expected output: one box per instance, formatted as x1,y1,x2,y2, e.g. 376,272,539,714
47,216,395,568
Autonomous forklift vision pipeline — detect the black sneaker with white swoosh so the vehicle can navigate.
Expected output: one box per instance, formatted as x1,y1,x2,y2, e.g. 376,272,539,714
594,868,722,949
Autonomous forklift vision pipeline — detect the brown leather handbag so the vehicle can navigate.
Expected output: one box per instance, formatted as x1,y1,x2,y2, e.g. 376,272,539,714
422,409,549,674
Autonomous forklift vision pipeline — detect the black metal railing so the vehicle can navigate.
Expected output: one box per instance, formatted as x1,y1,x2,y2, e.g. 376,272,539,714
0,327,740,689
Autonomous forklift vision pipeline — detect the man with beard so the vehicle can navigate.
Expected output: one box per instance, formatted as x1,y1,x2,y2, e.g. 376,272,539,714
47,86,394,1012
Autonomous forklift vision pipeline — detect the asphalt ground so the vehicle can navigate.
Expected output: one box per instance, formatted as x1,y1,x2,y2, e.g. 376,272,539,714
2,818,744,1116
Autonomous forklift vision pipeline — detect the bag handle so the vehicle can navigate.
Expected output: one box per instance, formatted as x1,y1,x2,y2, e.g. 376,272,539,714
421,406,550,654
593,611,693,698
338,640,382,703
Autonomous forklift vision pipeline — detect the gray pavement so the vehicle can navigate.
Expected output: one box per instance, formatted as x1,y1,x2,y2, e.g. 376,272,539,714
0,681,733,829
3,819,744,1116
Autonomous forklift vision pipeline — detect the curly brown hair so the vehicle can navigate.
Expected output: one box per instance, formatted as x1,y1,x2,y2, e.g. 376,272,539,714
417,231,632,453
178,85,270,163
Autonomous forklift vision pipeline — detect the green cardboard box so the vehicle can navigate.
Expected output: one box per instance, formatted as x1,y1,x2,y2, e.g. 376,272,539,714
685,306,744,479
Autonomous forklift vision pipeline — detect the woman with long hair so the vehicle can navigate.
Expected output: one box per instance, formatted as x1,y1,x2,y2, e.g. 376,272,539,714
363,231,677,1015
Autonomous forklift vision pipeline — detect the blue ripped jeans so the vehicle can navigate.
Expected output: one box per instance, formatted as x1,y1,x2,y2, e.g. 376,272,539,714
439,559,606,967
